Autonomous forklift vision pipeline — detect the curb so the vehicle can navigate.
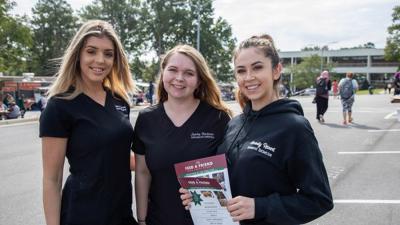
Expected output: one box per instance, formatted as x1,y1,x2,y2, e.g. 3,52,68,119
0,106,147,127
0,117,40,126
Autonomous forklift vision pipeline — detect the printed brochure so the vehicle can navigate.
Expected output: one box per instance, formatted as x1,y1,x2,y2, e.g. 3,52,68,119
175,154,238,225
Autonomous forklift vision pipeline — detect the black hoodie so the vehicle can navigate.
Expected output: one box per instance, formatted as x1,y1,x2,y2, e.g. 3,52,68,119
217,98,333,225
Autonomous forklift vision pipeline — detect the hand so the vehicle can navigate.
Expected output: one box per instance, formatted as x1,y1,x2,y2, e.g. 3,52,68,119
226,196,255,222
179,187,192,210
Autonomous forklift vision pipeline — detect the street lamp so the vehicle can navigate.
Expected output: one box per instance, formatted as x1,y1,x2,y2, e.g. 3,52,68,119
320,41,338,72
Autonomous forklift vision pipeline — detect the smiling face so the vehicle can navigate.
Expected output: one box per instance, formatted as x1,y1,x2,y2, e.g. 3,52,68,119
162,52,200,101
79,36,114,87
234,47,281,110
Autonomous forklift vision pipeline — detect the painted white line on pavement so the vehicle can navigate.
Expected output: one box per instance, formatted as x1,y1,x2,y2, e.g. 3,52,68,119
338,151,400,155
334,199,400,204
0,121,38,128
367,129,400,132
384,112,397,119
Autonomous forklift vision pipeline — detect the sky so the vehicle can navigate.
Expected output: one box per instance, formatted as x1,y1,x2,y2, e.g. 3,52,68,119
11,0,399,51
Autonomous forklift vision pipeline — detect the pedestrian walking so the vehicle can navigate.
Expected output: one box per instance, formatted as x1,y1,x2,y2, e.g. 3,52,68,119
394,72,400,95
332,79,338,98
315,70,332,122
181,34,333,225
133,44,232,225
38,92,47,112
39,20,138,225
147,81,154,105
338,72,359,125
16,93,26,118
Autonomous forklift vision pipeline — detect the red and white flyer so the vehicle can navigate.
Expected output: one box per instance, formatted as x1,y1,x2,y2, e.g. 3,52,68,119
175,154,238,225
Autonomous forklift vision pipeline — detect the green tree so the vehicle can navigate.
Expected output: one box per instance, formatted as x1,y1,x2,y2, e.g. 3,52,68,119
79,0,146,82
31,0,78,76
289,55,334,90
141,0,187,57
340,42,376,50
141,0,236,81
200,15,236,82
384,5,400,66
79,0,144,57
0,0,33,75
363,42,375,49
301,46,321,51
78,0,236,82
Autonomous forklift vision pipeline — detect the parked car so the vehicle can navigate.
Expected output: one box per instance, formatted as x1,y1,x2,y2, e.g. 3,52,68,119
221,90,235,101
297,88,316,96
305,88,316,96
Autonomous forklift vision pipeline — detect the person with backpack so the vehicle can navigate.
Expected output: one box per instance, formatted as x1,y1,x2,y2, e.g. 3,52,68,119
338,72,359,125
394,72,400,96
315,70,331,122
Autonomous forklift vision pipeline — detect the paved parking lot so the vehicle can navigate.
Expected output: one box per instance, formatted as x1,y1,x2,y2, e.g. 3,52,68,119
0,94,399,224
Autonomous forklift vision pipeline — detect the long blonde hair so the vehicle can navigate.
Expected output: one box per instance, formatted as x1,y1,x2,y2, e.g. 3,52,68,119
233,34,281,109
47,20,135,104
156,44,232,117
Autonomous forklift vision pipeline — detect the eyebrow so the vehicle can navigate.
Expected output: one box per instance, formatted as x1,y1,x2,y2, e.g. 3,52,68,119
85,45,114,51
167,65,196,73
236,61,263,68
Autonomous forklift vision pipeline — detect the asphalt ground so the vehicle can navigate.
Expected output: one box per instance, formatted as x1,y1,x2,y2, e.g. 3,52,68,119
0,94,399,224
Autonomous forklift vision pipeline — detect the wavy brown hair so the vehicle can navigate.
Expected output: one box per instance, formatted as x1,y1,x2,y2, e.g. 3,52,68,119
156,44,232,116
233,34,281,109
47,20,135,104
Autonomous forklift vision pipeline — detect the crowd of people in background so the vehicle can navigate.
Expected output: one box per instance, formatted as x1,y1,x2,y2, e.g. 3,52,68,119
1,93,21,120
308,70,400,124
0,91,47,120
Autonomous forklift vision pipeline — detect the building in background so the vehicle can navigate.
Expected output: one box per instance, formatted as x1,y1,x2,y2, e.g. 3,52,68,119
280,48,400,89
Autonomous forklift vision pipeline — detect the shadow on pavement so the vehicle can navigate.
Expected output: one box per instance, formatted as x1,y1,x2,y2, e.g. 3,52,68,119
320,122,380,130
320,122,349,129
348,122,380,130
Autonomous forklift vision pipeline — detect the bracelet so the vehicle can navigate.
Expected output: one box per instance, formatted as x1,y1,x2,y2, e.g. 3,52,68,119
138,219,146,222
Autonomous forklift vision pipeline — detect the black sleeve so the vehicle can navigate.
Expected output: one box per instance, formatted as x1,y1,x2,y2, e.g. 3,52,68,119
39,98,71,138
254,120,333,224
126,101,131,119
131,111,145,155
327,80,332,91
221,111,231,124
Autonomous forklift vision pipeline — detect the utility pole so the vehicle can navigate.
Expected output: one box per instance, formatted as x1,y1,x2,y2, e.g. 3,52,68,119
196,1,201,51
173,0,202,51
320,41,338,72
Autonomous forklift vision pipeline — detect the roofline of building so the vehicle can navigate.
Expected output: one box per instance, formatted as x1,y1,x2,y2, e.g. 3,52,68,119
279,48,385,58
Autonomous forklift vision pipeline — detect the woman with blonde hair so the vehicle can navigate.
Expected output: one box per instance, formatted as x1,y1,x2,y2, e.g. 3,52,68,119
40,20,137,225
133,44,231,225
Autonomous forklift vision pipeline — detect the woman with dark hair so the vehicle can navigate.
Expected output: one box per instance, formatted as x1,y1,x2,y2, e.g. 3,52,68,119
181,35,333,225
394,71,400,95
315,71,332,122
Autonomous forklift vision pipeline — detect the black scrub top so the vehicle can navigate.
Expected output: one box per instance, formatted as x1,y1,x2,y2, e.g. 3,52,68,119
132,101,230,225
40,89,134,225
